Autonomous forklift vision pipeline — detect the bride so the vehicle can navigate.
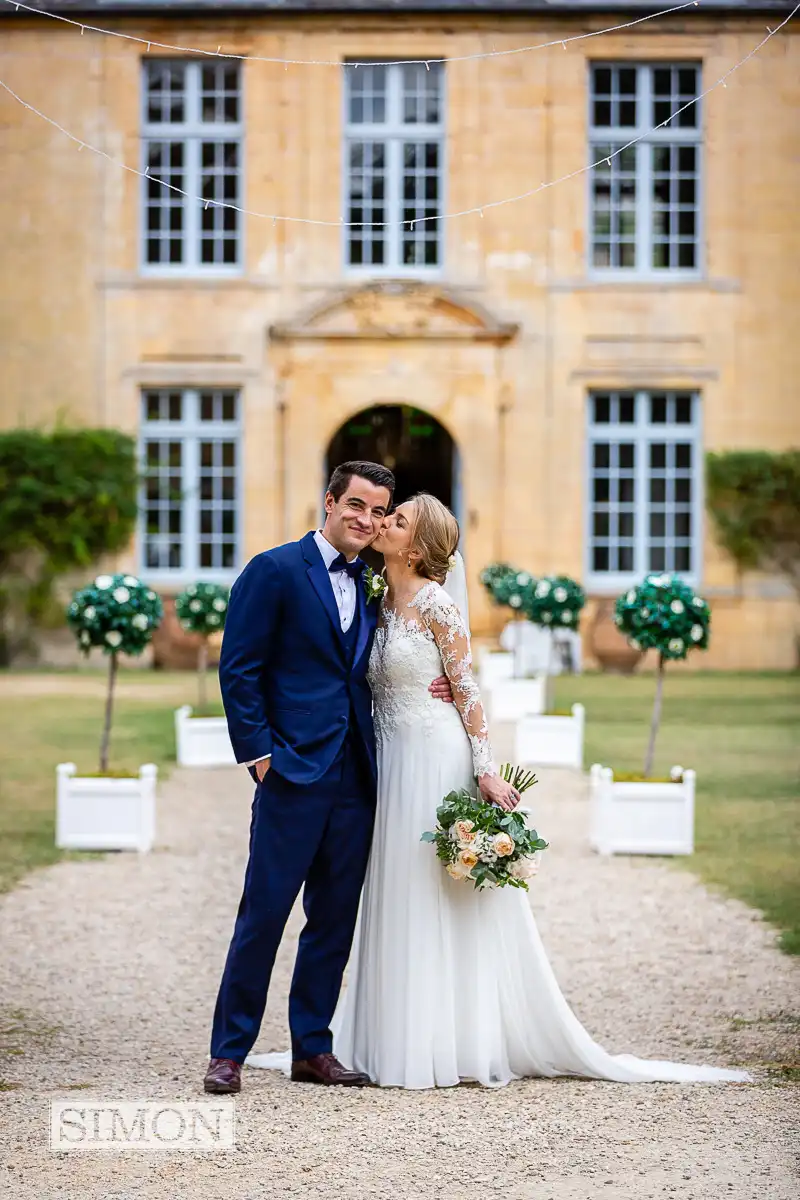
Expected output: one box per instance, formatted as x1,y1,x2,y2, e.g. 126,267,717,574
249,493,749,1089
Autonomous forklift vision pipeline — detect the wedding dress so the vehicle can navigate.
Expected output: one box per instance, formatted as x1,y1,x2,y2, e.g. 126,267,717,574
248,579,749,1088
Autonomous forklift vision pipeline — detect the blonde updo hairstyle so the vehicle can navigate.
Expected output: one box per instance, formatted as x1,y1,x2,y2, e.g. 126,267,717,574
407,492,460,585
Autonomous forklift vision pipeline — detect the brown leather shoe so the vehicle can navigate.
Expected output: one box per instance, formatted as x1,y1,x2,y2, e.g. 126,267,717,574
291,1052,371,1087
204,1057,242,1094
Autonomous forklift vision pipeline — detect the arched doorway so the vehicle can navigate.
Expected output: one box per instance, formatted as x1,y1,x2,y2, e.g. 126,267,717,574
326,404,457,512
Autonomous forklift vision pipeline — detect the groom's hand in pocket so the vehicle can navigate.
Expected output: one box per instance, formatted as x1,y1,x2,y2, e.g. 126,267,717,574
255,759,271,783
428,675,454,704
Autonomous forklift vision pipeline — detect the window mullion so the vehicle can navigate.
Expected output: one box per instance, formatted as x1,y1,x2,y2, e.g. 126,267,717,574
183,390,200,573
635,391,649,576
636,141,651,274
387,134,401,270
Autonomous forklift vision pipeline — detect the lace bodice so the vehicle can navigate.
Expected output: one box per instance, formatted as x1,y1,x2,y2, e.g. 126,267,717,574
367,581,496,778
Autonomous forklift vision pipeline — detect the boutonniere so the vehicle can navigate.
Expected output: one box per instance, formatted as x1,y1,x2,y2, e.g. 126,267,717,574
363,566,387,604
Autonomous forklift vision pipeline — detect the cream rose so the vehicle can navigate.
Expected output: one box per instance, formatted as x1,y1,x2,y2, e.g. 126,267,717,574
453,819,475,843
446,862,470,881
492,832,515,857
510,855,539,880
459,848,479,869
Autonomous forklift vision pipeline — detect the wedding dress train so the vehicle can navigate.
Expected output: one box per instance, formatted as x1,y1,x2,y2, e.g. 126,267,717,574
247,581,749,1088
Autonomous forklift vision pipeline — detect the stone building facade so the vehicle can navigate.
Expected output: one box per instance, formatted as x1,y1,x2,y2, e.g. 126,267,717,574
1,1,798,667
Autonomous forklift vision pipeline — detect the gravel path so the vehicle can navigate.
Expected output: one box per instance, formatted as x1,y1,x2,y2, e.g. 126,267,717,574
1,753,798,1200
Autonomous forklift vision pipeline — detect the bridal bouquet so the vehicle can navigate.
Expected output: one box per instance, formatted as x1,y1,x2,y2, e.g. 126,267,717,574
422,766,548,891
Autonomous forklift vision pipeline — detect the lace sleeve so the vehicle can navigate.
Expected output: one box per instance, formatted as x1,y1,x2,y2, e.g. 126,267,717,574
411,584,497,779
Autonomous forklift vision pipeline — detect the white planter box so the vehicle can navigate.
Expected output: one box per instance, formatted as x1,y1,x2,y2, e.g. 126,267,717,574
478,650,515,689
589,764,695,856
487,676,546,722
174,705,236,768
514,704,585,769
56,763,157,853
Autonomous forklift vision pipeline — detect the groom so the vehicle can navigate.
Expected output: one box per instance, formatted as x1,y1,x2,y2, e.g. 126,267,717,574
205,461,453,1092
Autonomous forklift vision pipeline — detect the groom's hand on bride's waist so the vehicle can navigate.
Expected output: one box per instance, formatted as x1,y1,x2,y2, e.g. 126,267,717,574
428,675,454,703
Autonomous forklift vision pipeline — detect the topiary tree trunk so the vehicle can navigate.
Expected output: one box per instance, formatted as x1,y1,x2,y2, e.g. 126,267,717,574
644,654,666,778
197,635,209,712
99,652,119,774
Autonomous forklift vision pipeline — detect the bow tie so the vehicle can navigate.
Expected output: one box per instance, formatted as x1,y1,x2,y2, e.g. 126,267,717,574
329,553,364,580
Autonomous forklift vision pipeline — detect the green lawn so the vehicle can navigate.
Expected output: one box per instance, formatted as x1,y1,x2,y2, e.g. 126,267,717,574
555,671,800,954
1,670,798,957
0,672,223,894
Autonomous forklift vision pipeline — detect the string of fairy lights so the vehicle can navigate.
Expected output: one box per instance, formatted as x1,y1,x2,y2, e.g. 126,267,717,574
2,0,705,67
0,0,797,229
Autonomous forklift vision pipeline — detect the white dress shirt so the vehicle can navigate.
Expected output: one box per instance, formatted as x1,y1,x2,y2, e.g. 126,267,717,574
245,531,359,767
313,529,358,633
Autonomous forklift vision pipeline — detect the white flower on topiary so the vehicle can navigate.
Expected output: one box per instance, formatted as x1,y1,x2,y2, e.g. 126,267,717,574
105,630,123,647
147,590,157,600
542,612,552,623
186,585,197,596
535,581,550,598
641,607,650,618
180,620,192,631
189,599,202,612
630,639,641,651
516,572,531,586
509,595,522,608
614,614,622,626
553,586,568,603
94,575,114,590
113,587,130,604
131,613,149,631
626,589,637,603
84,606,96,620
122,575,140,587
207,614,220,626
561,610,572,623
212,598,227,612
668,637,684,654
80,631,91,646
670,599,684,614
690,624,704,641
692,596,705,609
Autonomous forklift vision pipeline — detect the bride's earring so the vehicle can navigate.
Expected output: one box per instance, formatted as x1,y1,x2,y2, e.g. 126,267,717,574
407,557,412,568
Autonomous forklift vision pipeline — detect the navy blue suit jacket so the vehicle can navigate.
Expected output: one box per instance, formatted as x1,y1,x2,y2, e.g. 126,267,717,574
218,532,378,786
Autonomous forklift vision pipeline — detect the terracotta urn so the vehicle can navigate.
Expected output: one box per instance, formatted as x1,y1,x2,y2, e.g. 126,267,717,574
588,597,645,674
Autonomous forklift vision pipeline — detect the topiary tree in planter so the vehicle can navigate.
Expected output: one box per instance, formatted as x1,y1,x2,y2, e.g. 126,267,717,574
480,564,538,677
66,574,163,773
522,575,586,707
175,582,230,713
480,563,530,610
615,574,711,777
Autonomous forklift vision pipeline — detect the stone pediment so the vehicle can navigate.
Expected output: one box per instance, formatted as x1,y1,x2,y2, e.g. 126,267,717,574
270,281,518,343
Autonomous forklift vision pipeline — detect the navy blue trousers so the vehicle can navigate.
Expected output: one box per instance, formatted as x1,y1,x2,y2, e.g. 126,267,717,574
210,732,375,1063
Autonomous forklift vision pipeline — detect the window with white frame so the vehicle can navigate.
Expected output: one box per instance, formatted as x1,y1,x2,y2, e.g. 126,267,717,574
586,390,701,588
140,388,240,576
343,62,444,270
589,63,701,274
141,61,242,269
